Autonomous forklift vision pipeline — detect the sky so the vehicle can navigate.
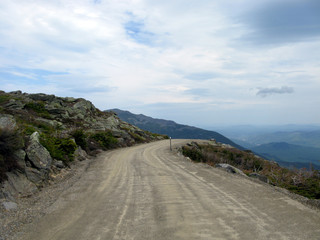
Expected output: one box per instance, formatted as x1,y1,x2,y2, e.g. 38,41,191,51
0,0,320,128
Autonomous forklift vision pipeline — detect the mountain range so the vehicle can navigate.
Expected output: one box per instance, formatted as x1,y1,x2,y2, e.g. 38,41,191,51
252,142,320,170
108,109,244,150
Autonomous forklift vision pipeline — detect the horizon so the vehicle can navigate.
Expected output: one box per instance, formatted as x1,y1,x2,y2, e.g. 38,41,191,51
1,0,320,126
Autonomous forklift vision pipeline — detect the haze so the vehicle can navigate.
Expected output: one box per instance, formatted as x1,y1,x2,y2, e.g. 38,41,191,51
1,0,320,127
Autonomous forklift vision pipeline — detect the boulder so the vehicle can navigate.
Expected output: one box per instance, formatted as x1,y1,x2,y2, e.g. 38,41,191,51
52,159,65,168
4,99,24,110
29,93,56,102
2,201,18,210
26,132,52,169
74,147,87,161
249,173,269,183
215,163,246,176
1,172,38,198
25,167,46,184
13,149,26,171
0,114,17,131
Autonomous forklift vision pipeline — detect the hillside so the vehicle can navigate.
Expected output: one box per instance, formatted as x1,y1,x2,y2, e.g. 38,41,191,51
182,141,320,199
109,109,244,149
252,142,320,169
0,90,166,200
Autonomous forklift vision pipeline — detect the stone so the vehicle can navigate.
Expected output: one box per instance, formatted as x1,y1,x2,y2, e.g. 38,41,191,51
215,163,246,176
74,147,87,161
26,132,52,169
29,93,56,101
0,114,17,131
13,149,26,171
2,201,18,210
2,172,38,198
25,167,46,184
52,160,65,168
9,90,22,95
249,173,269,183
4,99,24,110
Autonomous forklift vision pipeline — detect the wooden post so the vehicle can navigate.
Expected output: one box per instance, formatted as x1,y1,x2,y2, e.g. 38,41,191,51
170,137,172,151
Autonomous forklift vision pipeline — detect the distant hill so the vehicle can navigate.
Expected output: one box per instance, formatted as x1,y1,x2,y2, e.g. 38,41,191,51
252,142,320,169
108,109,244,149
244,131,320,149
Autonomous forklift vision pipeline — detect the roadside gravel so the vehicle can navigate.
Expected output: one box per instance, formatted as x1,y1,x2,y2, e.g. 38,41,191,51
0,158,93,240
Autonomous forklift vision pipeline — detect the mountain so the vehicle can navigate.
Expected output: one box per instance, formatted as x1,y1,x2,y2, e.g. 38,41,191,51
108,109,244,149
252,142,320,169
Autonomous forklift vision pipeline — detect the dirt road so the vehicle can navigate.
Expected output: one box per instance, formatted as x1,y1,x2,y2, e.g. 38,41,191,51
17,140,320,240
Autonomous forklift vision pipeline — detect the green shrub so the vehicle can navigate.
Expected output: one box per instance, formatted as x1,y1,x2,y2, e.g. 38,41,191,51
23,125,37,135
0,94,11,104
40,134,77,162
71,129,87,150
129,132,145,143
90,131,118,149
24,102,51,118
182,146,203,162
0,128,24,182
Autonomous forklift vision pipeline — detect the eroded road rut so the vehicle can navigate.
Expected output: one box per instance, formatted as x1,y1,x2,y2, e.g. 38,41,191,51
18,140,320,240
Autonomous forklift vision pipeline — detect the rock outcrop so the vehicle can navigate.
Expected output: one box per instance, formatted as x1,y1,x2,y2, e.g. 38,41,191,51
0,90,167,201
215,163,246,176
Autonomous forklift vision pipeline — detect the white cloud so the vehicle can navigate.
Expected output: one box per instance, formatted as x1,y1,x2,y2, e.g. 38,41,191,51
0,0,319,125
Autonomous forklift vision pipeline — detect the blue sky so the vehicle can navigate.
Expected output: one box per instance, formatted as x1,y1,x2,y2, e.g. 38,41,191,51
0,0,319,127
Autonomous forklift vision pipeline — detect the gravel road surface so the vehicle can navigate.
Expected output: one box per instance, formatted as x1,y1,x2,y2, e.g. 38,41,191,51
15,140,320,240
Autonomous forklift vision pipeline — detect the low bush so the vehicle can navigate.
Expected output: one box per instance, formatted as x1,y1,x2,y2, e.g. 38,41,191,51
24,101,51,119
90,131,118,150
0,128,24,182
0,94,11,104
40,134,77,162
71,129,87,150
182,143,320,199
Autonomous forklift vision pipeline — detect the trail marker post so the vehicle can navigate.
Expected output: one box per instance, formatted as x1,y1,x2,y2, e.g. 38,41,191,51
170,137,172,151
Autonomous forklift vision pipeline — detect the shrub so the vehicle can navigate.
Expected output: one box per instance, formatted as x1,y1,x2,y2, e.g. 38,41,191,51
181,142,320,199
24,101,51,119
129,132,145,143
182,146,203,162
0,94,11,104
71,129,87,150
40,134,77,162
0,128,24,182
90,131,118,150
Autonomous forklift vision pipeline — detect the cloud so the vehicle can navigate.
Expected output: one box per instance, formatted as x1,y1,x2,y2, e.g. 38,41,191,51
0,0,319,125
256,86,294,97
238,0,320,45
184,72,219,81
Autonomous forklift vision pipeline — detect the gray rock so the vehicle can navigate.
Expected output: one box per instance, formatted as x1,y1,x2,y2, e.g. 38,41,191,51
73,99,96,117
9,90,22,95
29,93,55,101
0,114,17,131
13,149,26,171
26,132,52,169
74,147,87,161
216,163,246,176
249,173,269,183
2,172,38,198
4,99,24,110
25,167,46,184
2,201,18,210
52,160,65,168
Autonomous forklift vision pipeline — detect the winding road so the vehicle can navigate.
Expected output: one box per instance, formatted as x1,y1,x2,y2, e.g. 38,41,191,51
18,140,320,240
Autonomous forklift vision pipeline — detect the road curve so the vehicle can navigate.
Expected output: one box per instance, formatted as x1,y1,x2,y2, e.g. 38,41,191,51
18,140,320,240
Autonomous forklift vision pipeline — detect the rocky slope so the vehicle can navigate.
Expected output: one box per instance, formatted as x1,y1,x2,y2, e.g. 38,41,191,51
0,90,166,202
